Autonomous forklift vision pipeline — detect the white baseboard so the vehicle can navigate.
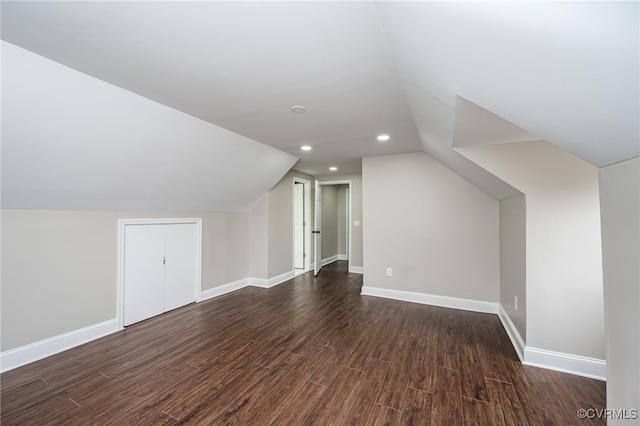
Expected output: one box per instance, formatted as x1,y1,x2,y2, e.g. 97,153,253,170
321,255,340,267
498,304,525,361
349,266,363,274
337,254,348,261
361,286,499,314
251,270,295,288
268,270,295,288
523,347,606,381
199,277,250,302
0,319,120,373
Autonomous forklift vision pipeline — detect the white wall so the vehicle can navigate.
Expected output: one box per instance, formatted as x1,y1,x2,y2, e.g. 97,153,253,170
1,209,250,352
266,170,316,278
599,157,639,420
362,152,500,302
500,194,527,342
249,194,269,280
458,140,605,360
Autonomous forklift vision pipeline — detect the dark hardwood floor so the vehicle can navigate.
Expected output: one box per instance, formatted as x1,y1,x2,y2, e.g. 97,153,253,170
1,261,605,425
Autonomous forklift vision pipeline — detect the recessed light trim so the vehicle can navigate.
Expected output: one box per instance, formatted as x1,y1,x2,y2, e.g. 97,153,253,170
291,105,306,114
301,145,312,151
329,166,338,171
377,134,390,141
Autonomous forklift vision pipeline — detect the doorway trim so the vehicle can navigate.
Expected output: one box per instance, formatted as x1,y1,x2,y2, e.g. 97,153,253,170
315,179,353,274
292,177,312,275
117,218,202,329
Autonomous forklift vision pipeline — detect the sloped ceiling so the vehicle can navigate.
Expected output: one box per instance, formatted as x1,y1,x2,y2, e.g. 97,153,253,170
1,1,637,210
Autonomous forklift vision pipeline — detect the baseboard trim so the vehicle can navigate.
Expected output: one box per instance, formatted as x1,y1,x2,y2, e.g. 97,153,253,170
321,255,340,267
498,305,525,361
349,266,363,274
251,270,295,288
198,277,250,302
0,319,120,373
360,286,499,314
268,270,295,288
337,254,348,261
523,347,606,381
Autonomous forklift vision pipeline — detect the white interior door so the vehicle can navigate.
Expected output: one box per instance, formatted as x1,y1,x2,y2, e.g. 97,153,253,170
313,180,322,276
294,182,305,269
123,225,165,326
164,223,198,312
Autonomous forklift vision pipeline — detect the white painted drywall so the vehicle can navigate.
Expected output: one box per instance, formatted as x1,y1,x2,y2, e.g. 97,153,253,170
599,157,639,420
500,194,527,341
362,152,500,302
458,141,605,359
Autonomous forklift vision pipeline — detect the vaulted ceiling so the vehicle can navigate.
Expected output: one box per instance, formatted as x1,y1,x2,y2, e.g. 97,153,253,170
2,1,637,210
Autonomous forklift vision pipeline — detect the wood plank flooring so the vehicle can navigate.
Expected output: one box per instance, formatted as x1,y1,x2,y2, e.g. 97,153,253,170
1,261,606,425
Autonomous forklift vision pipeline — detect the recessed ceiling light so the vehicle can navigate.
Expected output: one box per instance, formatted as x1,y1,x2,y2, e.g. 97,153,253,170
301,145,312,151
377,134,390,141
329,166,337,171
291,105,306,113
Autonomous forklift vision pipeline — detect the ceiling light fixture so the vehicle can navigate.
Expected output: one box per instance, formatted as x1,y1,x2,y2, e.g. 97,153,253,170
301,145,312,151
377,134,390,141
329,166,337,171
290,105,306,113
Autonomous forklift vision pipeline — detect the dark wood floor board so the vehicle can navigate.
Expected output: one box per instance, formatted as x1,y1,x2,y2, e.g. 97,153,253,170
337,357,391,425
457,325,489,402
371,321,404,362
161,339,266,418
301,365,362,425
205,353,304,425
401,386,433,425
435,308,459,371
173,362,272,424
486,378,530,426
472,321,513,383
461,396,495,426
307,345,351,386
429,367,463,426
1,261,606,425
408,324,438,393
269,381,328,426
368,404,403,426
377,330,418,410
346,322,390,371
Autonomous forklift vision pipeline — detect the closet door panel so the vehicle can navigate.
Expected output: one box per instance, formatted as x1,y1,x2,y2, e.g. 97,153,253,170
163,223,198,312
123,225,165,326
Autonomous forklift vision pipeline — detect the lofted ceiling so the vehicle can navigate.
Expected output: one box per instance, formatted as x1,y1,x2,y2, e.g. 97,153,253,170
1,1,638,210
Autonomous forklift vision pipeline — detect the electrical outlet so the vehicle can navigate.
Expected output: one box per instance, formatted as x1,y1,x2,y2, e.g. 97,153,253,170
386,268,393,277
514,296,518,311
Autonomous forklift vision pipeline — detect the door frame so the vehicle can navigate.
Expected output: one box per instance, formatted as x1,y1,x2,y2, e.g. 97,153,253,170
315,179,353,274
117,218,202,329
292,177,312,275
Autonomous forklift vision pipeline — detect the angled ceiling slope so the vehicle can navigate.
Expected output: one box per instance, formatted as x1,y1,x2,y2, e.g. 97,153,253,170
375,1,639,168
2,2,637,210
2,42,297,212
0,1,423,178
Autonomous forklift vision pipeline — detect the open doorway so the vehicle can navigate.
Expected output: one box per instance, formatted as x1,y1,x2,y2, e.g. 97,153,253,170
293,177,311,276
314,180,352,276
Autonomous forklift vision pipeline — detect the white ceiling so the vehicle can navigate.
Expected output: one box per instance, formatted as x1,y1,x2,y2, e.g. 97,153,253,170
1,1,638,207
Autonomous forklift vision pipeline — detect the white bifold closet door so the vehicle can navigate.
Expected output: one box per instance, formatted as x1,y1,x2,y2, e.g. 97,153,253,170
123,223,198,326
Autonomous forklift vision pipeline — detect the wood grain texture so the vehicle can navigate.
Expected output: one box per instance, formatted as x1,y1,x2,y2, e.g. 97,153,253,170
1,261,605,425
